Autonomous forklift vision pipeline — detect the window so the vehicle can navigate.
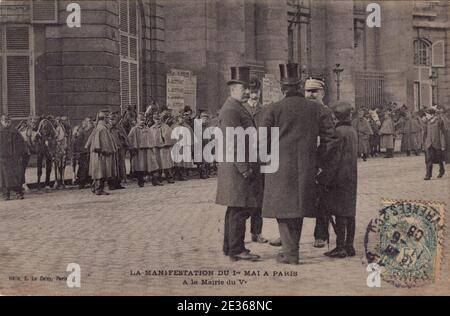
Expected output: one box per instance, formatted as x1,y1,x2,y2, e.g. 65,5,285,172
432,40,445,67
32,0,58,24
119,0,140,113
0,25,34,119
414,39,431,66
413,66,432,110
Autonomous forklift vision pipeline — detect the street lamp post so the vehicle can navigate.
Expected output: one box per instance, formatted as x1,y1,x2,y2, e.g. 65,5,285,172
429,70,438,106
332,63,344,101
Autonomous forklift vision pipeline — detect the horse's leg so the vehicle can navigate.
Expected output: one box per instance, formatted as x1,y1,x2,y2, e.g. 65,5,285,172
54,159,59,189
37,153,43,190
46,156,53,188
61,155,66,189
22,154,31,192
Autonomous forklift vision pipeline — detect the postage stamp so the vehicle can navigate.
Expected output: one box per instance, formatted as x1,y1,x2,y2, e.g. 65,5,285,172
365,199,446,288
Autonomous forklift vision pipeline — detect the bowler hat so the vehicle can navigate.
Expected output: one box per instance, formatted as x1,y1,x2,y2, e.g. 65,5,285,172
279,63,301,85
227,66,250,87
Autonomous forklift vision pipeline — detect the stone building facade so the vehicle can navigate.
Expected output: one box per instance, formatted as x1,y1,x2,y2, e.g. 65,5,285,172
0,0,449,122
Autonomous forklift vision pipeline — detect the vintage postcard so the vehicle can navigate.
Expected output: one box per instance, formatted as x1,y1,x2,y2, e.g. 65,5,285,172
0,0,449,297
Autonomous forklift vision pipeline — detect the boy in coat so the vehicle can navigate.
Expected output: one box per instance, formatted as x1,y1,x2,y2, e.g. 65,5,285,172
149,112,174,185
318,102,358,258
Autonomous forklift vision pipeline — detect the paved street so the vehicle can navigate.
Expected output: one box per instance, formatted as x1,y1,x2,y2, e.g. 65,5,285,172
0,155,449,295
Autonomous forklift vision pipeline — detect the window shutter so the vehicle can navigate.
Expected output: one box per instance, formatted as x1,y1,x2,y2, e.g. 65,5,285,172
120,0,129,33
413,67,420,81
32,0,58,24
120,35,128,58
129,0,137,35
120,61,130,108
0,58,3,113
420,83,431,108
7,56,30,118
6,26,29,51
130,38,137,60
432,40,445,67
419,66,430,81
130,63,138,107
0,25,3,52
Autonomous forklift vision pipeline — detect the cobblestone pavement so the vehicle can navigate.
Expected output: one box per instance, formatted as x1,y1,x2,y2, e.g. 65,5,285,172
0,156,449,295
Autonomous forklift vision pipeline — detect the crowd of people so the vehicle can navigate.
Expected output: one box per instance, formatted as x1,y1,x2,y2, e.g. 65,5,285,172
1,63,449,266
215,63,450,264
0,106,218,200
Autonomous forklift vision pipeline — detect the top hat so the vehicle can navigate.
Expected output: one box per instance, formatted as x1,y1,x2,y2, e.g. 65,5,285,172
279,63,301,85
227,66,250,86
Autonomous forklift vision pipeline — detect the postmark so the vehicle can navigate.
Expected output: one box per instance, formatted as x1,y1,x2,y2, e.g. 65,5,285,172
365,199,445,288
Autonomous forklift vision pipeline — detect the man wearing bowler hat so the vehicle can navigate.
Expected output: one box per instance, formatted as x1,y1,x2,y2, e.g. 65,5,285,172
261,64,338,264
216,66,264,261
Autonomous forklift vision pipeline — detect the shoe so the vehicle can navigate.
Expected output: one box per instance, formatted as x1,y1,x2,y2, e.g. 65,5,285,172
108,186,117,191
230,252,260,262
16,194,24,200
224,248,250,256
138,182,145,187
424,176,431,181
95,191,110,196
251,234,268,243
437,172,444,178
325,247,347,258
345,246,356,257
115,185,126,190
167,179,175,184
314,239,326,248
269,238,282,247
276,253,299,265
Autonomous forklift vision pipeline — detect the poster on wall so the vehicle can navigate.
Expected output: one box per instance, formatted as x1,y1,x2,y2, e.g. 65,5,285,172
262,73,283,107
167,69,197,113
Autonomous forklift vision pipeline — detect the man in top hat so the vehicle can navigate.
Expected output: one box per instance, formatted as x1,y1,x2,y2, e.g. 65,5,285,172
85,110,118,195
260,64,338,264
216,66,264,261
242,77,268,244
304,76,334,249
0,114,27,200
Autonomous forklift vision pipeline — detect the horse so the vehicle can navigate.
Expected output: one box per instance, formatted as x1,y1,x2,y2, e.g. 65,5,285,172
119,106,137,136
17,116,57,189
53,117,72,189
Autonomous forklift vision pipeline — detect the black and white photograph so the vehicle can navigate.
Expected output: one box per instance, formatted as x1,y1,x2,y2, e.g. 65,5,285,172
0,0,449,297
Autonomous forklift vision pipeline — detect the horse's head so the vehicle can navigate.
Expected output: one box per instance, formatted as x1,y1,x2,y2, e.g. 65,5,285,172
27,116,41,131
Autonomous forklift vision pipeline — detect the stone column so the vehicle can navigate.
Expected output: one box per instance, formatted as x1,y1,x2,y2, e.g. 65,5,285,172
325,0,355,106
379,1,414,106
255,0,288,80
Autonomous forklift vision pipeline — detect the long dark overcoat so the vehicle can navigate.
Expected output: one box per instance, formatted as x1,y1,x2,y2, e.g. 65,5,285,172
0,126,26,188
260,92,339,219
320,122,358,217
215,97,264,208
